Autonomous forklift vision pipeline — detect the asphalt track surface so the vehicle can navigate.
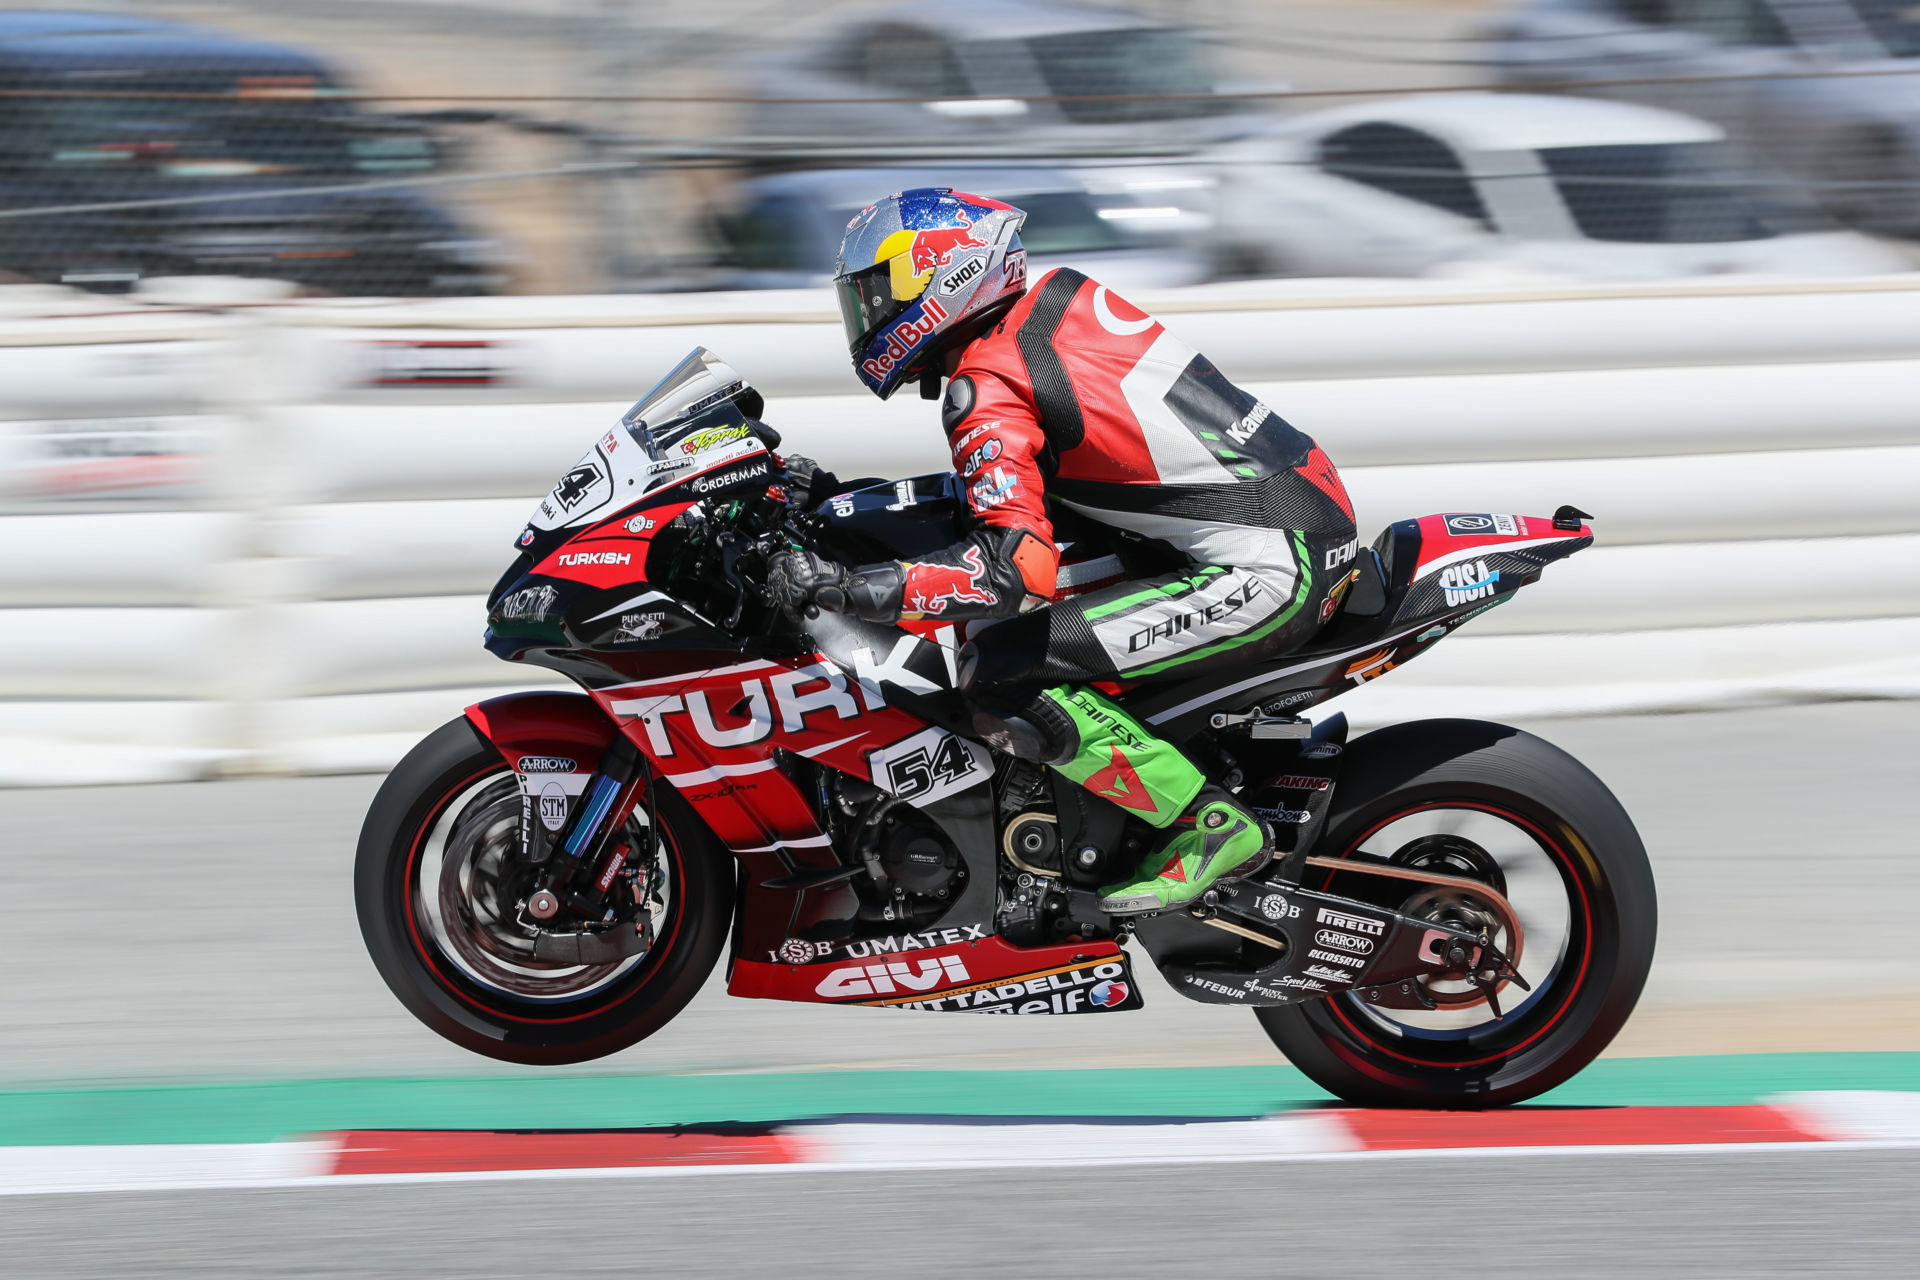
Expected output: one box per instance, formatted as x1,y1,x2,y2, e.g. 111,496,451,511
4,701,1917,1082
3,702,1917,1275
3,1150,1916,1277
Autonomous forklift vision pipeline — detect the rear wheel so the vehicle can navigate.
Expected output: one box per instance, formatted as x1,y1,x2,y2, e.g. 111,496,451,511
355,717,731,1065
1257,719,1656,1107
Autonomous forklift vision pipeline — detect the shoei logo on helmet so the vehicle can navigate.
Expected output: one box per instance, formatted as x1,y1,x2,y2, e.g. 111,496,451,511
875,215,989,303
859,298,947,383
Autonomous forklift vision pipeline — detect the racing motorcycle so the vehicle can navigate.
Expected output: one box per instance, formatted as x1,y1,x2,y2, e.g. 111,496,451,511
356,348,1657,1108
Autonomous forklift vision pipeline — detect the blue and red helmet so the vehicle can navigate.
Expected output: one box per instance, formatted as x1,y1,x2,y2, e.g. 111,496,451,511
834,188,1028,399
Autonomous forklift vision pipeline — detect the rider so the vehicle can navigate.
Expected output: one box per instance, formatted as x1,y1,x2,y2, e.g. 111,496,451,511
770,188,1359,915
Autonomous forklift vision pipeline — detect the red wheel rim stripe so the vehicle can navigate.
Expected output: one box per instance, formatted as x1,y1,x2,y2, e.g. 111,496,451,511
1318,799,1597,1071
401,767,689,1026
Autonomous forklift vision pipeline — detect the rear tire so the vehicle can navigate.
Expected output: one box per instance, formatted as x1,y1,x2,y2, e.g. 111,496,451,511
355,716,732,1065
1256,719,1656,1107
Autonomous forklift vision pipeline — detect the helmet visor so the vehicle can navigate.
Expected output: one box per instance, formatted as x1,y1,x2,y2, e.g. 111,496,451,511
835,260,910,354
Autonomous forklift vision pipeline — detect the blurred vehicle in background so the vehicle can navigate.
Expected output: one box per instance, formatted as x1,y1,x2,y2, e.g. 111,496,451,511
1210,92,1905,279
1481,1,1920,237
743,0,1271,162
707,167,1210,291
0,11,501,295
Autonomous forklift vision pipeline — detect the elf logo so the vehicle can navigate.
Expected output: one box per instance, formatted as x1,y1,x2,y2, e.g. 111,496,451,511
815,954,971,998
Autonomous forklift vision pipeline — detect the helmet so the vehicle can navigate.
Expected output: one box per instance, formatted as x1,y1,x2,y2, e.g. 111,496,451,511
834,188,1028,399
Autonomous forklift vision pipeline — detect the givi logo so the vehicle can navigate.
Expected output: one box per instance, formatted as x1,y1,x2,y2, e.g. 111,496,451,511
815,954,971,999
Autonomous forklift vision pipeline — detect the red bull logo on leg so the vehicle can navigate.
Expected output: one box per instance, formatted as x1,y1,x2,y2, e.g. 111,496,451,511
902,545,996,616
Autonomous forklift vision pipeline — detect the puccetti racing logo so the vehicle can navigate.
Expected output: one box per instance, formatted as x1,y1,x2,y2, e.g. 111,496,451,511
1125,577,1263,654
816,954,970,998
891,960,1133,1014
679,424,752,454
557,551,630,567
860,298,948,383
1317,907,1386,936
1440,559,1500,606
615,612,666,642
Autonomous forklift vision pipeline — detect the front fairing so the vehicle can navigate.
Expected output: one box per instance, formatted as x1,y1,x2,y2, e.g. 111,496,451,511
511,347,776,567
491,348,785,670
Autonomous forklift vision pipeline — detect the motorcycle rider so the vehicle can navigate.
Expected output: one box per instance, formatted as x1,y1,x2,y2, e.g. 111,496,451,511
770,189,1358,915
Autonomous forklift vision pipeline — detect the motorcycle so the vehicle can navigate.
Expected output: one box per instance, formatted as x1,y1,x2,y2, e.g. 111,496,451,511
356,348,1657,1108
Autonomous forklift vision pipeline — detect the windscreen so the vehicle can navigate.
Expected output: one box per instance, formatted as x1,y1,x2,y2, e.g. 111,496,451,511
619,347,767,458
516,348,772,545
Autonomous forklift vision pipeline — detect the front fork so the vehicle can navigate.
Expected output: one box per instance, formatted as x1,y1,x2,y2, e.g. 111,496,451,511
521,734,655,960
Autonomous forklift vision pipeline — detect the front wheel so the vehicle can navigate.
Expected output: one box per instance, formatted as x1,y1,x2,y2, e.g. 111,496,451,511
1257,719,1656,1107
355,716,732,1065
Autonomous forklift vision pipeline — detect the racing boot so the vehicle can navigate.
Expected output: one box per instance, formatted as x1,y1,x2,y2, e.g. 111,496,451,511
974,685,1271,914
1095,786,1271,915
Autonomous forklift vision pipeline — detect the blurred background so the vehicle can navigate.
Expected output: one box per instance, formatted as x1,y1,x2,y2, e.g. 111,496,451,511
2,2,1918,1272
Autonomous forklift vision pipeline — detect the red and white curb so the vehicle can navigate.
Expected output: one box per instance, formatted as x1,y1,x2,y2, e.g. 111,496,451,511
5,1092,1918,1198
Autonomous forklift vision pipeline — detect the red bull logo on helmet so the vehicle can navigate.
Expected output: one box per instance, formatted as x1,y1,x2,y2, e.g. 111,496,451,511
859,297,948,384
906,214,987,275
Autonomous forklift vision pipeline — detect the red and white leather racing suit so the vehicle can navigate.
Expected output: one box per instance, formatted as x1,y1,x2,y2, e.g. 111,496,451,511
874,267,1360,688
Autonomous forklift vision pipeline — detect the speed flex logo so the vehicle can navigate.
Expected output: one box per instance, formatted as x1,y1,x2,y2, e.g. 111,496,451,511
815,954,970,998
1440,560,1500,606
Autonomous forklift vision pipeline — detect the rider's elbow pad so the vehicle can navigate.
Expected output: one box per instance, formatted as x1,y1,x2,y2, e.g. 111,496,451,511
845,561,905,622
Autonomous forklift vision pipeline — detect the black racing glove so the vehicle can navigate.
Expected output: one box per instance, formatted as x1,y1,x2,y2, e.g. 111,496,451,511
781,454,840,512
767,549,851,614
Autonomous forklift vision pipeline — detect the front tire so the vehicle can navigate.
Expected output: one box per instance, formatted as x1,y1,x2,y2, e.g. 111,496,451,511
355,716,732,1065
1257,719,1656,1107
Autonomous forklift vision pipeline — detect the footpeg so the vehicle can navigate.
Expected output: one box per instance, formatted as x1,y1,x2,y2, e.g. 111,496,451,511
1209,710,1311,739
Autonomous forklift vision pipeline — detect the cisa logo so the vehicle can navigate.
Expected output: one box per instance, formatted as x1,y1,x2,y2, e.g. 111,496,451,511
1440,560,1500,606
1089,980,1129,1008
815,954,970,999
